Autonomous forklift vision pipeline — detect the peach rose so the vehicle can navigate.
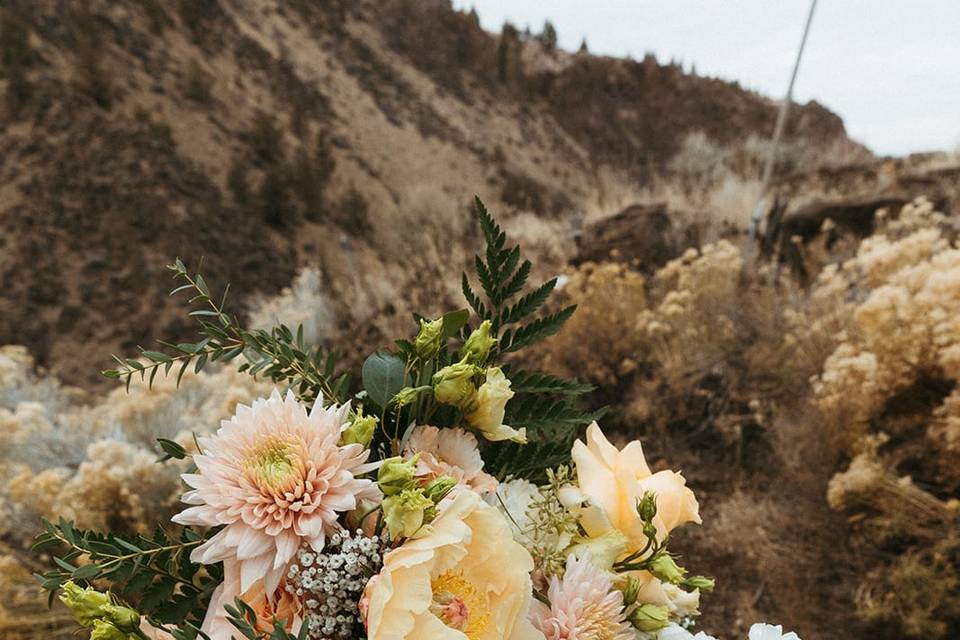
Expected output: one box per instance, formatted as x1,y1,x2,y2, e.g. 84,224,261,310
571,422,701,553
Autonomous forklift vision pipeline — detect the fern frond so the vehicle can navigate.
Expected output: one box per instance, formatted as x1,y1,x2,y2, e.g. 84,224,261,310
506,370,594,395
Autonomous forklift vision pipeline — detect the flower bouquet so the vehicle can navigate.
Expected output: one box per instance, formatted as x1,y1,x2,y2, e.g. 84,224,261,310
33,199,800,640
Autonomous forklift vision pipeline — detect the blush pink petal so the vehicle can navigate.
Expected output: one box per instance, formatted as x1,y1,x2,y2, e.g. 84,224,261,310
172,389,375,600
404,425,498,495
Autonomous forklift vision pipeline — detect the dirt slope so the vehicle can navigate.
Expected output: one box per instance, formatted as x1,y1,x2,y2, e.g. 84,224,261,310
0,0,865,386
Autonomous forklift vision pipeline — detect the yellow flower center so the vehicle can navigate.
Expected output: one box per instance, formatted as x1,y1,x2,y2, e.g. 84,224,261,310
431,571,490,640
245,437,298,490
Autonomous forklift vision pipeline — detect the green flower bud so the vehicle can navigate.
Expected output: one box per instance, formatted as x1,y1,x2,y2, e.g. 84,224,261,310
378,455,419,496
60,581,111,628
622,576,641,607
382,488,433,539
462,320,497,364
391,386,426,408
101,603,140,633
90,619,132,640
629,603,670,633
432,362,478,409
340,413,377,448
423,475,457,503
637,491,658,522
415,317,444,360
649,554,686,584
683,575,716,592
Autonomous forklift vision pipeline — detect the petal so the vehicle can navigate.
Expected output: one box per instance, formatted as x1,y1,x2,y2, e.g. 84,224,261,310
240,552,273,595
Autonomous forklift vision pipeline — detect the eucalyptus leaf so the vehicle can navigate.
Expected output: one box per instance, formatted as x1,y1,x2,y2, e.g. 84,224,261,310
361,351,407,409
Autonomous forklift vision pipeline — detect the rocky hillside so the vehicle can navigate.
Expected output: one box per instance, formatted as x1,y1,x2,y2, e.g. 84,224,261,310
0,0,866,387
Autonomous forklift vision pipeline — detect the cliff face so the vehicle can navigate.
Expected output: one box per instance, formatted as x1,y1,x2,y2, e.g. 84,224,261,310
0,0,865,385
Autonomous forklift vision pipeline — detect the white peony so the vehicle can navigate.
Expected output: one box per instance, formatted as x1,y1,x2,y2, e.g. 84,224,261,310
491,478,539,540
657,624,716,640
748,624,801,640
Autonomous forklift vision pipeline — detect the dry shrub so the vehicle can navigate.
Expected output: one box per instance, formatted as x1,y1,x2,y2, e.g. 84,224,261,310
0,553,74,639
1,349,271,542
247,267,336,346
802,198,960,638
539,261,648,387
809,199,959,457
0,344,272,637
540,239,802,438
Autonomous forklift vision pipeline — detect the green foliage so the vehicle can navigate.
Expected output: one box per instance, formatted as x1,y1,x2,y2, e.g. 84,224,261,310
506,369,594,395
362,351,408,410
483,439,575,481
33,518,220,633
461,197,598,477
462,196,575,352
103,259,350,406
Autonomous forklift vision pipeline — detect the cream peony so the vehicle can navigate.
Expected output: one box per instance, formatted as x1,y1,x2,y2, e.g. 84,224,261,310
571,423,700,552
172,389,378,597
466,368,527,443
405,425,498,494
363,490,544,640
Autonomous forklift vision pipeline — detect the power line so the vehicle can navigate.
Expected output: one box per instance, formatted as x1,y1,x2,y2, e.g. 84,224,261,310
746,0,819,247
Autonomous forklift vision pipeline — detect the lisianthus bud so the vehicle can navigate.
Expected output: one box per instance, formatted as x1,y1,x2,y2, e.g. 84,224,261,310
423,475,457,503
637,491,658,522
629,603,670,632
378,455,419,496
102,604,140,633
391,386,426,408
89,620,128,640
462,320,497,364
415,317,444,360
432,363,479,409
341,413,377,448
465,368,526,443
382,488,434,538
683,575,716,592
622,576,642,606
649,554,685,584
60,581,111,627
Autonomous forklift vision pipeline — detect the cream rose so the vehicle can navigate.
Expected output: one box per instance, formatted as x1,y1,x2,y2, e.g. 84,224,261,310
363,490,544,640
466,368,527,443
571,422,701,553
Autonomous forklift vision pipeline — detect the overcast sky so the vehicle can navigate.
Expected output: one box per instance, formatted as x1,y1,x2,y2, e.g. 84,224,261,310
452,0,960,157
